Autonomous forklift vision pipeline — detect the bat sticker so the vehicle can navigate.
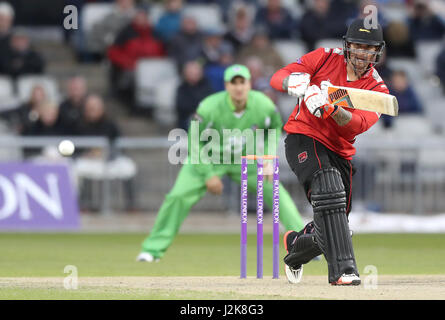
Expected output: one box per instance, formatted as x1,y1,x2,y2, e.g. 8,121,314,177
328,87,354,109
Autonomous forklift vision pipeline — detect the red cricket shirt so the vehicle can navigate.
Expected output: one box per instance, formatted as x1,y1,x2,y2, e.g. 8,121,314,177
270,47,389,160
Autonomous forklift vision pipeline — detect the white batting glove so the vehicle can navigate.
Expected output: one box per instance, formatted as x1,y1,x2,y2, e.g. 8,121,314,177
304,85,339,119
287,72,310,97
320,80,333,97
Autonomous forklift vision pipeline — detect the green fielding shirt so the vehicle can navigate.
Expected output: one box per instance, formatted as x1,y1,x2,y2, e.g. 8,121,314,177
188,90,283,180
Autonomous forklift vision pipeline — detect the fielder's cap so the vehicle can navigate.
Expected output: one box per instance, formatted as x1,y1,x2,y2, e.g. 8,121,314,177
224,64,251,82
344,18,384,47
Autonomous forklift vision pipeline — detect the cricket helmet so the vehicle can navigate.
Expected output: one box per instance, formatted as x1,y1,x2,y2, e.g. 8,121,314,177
343,18,386,72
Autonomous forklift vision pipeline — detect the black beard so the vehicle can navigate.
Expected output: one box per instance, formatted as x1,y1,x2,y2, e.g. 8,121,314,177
350,57,372,77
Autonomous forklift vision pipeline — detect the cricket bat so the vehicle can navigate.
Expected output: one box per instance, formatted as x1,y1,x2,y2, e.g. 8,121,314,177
327,85,399,116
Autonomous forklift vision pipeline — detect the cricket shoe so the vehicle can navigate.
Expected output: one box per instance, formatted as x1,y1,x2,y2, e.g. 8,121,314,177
285,264,303,284
136,252,160,263
330,273,361,286
283,230,298,253
283,230,303,284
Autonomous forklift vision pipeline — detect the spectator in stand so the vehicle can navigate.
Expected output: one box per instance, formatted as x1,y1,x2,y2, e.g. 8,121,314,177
200,27,233,66
224,2,255,54
21,100,66,158
77,94,120,144
2,84,47,134
175,60,213,130
244,55,270,92
204,44,235,92
236,28,285,77
74,94,137,211
168,15,203,72
300,0,350,52
21,101,64,137
87,0,136,56
381,70,423,128
436,45,445,93
408,0,445,41
59,76,89,135
107,8,166,109
0,2,14,53
254,0,295,40
244,55,278,104
0,28,45,79
383,21,416,58
75,93,121,160
155,0,183,44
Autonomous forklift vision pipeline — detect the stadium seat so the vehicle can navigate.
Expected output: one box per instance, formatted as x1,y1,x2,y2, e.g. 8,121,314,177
154,77,181,126
0,76,20,111
415,40,443,77
418,142,445,168
0,76,13,98
278,0,304,19
380,3,408,23
183,4,224,31
412,79,443,104
386,57,420,83
274,40,307,65
364,120,386,138
431,0,445,22
135,58,179,112
417,135,445,184
277,93,298,120
315,39,343,50
422,96,445,130
81,3,113,34
148,3,164,25
355,121,397,153
392,115,434,137
16,75,60,104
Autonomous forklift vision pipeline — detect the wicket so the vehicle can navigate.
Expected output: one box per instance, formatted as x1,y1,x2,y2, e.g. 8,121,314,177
240,155,280,279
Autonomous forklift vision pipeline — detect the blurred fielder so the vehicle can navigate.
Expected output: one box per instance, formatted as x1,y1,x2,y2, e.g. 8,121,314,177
137,64,304,262
270,18,389,285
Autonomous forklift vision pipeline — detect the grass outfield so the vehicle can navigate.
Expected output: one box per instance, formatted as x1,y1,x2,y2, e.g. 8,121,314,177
0,233,444,299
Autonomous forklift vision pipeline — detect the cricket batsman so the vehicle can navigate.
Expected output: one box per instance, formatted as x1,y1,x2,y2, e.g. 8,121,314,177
137,64,304,262
270,18,389,285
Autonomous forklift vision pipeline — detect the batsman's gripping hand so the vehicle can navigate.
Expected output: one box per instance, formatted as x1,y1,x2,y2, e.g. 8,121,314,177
287,72,310,97
304,85,339,119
